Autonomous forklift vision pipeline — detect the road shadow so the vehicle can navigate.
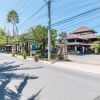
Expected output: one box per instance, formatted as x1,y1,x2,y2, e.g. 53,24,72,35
28,87,44,100
94,95,100,100
0,62,39,100
0,61,15,66
0,62,44,73
5,76,38,100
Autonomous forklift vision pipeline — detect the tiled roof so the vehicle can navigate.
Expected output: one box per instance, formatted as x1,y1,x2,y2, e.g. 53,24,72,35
72,26,96,34
67,33,97,39
67,42,92,46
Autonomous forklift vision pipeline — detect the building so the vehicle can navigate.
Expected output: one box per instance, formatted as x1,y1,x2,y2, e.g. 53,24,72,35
66,26,100,54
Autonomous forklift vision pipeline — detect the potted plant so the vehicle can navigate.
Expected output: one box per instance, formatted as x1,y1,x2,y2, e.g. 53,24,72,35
12,52,15,57
34,54,39,62
22,51,27,59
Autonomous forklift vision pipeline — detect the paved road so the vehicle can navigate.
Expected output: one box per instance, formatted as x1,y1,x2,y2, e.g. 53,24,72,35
0,53,100,100
69,55,100,65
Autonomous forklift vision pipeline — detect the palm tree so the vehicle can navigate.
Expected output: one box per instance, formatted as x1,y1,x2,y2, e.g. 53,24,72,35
7,10,19,37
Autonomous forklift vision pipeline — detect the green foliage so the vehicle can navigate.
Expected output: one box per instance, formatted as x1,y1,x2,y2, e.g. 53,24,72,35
19,33,30,43
19,25,57,57
7,10,19,24
22,51,27,59
90,41,100,54
7,10,19,36
12,51,15,57
29,25,57,47
19,25,57,46
8,36,19,45
0,28,7,45
0,28,18,46
30,25,48,44
51,54,58,60
34,54,39,62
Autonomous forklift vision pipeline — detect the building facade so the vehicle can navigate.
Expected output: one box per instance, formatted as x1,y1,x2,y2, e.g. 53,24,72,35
66,27,100,54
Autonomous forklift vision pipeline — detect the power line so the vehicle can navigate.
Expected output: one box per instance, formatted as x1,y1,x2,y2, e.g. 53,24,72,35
51,7,100,27
39,0,100,26
52,0,100,21
14,0,29,10
18,4,47,29
18,0,36,15
62,14,100,31
59,10,100,29
52,0,87,11
13,0,22,9
38,0,88,24
52,0,88,14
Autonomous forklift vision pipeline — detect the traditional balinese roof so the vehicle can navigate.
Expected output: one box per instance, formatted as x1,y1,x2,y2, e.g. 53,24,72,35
67,33,97,40
66,26,97,39
71,26,96,34
67,42,92,46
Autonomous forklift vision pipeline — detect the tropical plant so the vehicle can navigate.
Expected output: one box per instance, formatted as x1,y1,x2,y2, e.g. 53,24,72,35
7,10,19,36
0,28,7,45
28,25,57,56
22,51,27,59
90,41,100,54
19,33,30,43
34,54,39,62
18,25,57,57
19,33,30,53
12,51,15,57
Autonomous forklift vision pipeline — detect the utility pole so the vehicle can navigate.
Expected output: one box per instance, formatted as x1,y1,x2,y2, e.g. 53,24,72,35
48,0,51,60
43,0,52,61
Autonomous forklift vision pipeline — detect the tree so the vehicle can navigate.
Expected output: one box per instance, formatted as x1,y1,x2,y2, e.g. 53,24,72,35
90,41,100,54
19,33,31,53
0,28,7,45
19,25,57,56
19,33,30,43
7,10,19,36
29,25,57,56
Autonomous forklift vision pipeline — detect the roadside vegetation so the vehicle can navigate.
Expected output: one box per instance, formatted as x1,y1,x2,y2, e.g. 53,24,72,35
1,10,100,61
0,9,58,60
90,41,100,54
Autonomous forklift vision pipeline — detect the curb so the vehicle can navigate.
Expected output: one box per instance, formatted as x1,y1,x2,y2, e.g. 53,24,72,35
3,53,100,75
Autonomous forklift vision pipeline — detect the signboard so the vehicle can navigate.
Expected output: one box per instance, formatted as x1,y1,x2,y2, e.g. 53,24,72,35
31,44,36,51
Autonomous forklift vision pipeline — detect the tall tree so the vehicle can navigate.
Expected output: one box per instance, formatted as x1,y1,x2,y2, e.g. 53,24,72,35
19,25,57,55
19,33,30,53
29,25,57,56
7,10,19,36
90,41,100,54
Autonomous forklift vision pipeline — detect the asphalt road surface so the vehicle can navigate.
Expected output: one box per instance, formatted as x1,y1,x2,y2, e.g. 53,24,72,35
0,53,100,100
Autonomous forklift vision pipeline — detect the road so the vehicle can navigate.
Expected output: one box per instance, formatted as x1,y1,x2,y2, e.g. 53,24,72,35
69,55,100,65
0,53,100,100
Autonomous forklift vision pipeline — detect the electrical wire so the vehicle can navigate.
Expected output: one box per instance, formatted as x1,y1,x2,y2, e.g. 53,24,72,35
51,0,100,21
51,7,100,27
18,4,47,29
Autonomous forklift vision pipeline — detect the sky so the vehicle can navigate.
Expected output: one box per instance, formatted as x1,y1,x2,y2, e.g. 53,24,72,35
0,0,100,35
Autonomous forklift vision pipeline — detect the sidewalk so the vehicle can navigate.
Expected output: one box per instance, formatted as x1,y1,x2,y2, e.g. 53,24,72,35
40,60,100,75
4,53,100,75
